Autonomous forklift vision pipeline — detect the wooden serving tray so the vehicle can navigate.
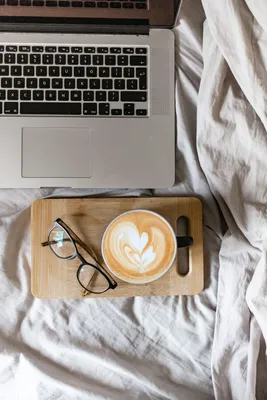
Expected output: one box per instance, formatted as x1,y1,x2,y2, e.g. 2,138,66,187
31,197,203,299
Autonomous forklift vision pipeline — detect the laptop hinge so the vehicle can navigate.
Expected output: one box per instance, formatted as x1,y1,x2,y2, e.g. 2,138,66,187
0,17,149,35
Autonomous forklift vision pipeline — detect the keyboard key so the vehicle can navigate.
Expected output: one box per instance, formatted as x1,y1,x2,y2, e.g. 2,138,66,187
87,67,97,77
136,2,146,9
52,78,63,89
0,103,2,114
58,91,69,101
20,90,31,101
43,54,54,64
96,91,106,102
8,90,19,100
14,78,25,88
0,90,6,100
4,54,15,64
136,48,147,54
33,0,44,5
83,91,94,101
84,1,96,7
55,54,66,65
20,0,31,5
139,75,147,90
45,47,57,52
2,78,12,88
136,109,147,116
108,91,119,102
21,102,81,115
71,91,81,101
62,67,72,77
97,2,108,7
64,79,75,89
124,67,134,78
58,47,70,53
110,48,121,54
71,47,82,53
99,103,110,116
24,66,34,76
124,103,134,116
74,67,84,77
93,55,103,65
37,66,47,76
17,54,28,64
130,56,147,66
121,91,147,102
127,79,138,90
30,54,41,64
33,90,44,101
105,55,116,66
39,79,50,89
123,2,134,7
111,109,122,116
32,46,44,52
72,1,83,6
111,67,122,78
97,48,108,54
89,79,100,89
99,67,109,77
11,66,22,76
102,79,112,89
84,47,96,53
4,102,18,115
80,55,91,65
68,54,79,65
0,66,9,76
123,48,134,54
59,1,70,6
114,79,125,90
46,91,57,101
118,56,128,66
77,79,88,89
26,78,37,88
6,46,17,52
19,46,30,52
46,0,57,5
110,2,121,8
83,103,97,115
49,66,60,77
136,67,146,77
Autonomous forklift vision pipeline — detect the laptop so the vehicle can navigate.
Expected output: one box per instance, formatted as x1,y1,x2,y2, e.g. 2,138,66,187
0,0,177,188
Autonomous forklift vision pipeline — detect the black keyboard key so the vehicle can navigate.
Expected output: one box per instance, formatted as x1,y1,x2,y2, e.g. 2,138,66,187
58,47,70,53
0,90,5,100
89,79,100,89
64,79,75,89
58,91,69,101
102,79,112,90
99,103,110,116
21,102,81,115
68,54,78,65
33,0,44,5
11,66,22,76
136,109,147,116
93,55,103,65
36,66,47,76
123,2,133,7
111,67,122,78
77,79,88,89
139,75,147,90
0,66,9,76
80,55,91,65
8,90,18,100
4,54,15,64
0,46,2,52
20,90,31,101
19,46,30,52
110,2,121,8
33,90,44,101
20,0,31,5
83,103,97,115
6,46,17,52
130,55,147,66
0,102,2,114
39,78,50,89
110,48,121,54
71,91,81,101
124,67,134,78
124,103,134,116
96,91,106,102
114,79,125,90
127,79,138,90
136,67,146,78
123,48,134,54
136,2,146,8
71,47,82,53
84,1,96,7
83,91,94,101
136,48,147,54
55,54,66,65
105,55,116,66
32,46,44,52
49,66,60,77
121,91,147,102
59,1,70,6
30,54,41,64
4,102,18,115
24,66,34,76
87,67,97,77
45,46,57,53
62,67,72,77
52,78,63,89
99,67,109,77
17,54,28,64
72,1,83,6
43,54,54,64
97,2,108,7
2,78,12,88
46,0,57,4
74,66,84,77
118,56,128,66
111,109,122,116
46,91,57,101
27,78,37,88
14,78,25,88
108,91,119,102
84,47,96,53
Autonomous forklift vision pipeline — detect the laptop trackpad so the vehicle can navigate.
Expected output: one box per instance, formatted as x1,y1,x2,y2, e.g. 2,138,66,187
22,127,92,178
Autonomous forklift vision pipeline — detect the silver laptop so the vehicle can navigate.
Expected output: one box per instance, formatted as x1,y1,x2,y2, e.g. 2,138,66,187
0,0,177,188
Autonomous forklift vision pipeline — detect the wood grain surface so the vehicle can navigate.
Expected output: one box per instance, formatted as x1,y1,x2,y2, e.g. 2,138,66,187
31,197,203,299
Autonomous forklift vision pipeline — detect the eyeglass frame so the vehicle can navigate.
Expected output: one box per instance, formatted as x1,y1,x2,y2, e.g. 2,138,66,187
41,218,117,295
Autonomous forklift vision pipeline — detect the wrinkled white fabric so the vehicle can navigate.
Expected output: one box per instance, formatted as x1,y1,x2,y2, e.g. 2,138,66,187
0,0,267,399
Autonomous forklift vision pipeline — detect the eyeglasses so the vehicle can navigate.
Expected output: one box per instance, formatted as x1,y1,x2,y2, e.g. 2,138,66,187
41,218,117,295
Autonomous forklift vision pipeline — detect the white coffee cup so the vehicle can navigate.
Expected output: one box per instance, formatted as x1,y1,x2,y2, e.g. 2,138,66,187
101,209,177,284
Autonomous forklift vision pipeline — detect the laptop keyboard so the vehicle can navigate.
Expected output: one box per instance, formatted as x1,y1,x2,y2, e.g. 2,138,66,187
1,0,148,10
0,45,149,117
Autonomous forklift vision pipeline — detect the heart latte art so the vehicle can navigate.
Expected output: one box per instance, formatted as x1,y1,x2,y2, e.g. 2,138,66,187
102,211,177,283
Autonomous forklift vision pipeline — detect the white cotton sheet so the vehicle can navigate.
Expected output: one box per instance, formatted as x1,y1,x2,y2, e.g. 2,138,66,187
0,0,267,399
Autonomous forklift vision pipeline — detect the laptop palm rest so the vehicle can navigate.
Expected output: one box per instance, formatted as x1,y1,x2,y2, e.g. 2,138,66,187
21,127,92,178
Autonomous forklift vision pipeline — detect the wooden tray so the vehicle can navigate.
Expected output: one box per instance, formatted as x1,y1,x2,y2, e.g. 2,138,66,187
31,197,203,299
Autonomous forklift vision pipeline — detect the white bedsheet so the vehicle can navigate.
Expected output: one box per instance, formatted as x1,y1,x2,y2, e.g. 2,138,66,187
1,0,267,399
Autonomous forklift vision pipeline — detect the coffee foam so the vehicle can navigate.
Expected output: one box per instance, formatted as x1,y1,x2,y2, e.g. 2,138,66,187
102,211,176,283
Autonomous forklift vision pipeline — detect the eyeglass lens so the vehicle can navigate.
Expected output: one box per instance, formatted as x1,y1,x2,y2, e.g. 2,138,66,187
48,226,76,259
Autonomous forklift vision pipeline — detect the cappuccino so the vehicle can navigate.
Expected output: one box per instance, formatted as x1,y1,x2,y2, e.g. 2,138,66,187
102,210,177,284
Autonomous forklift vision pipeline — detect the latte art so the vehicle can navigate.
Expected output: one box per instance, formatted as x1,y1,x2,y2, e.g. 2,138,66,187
102,211,177,284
